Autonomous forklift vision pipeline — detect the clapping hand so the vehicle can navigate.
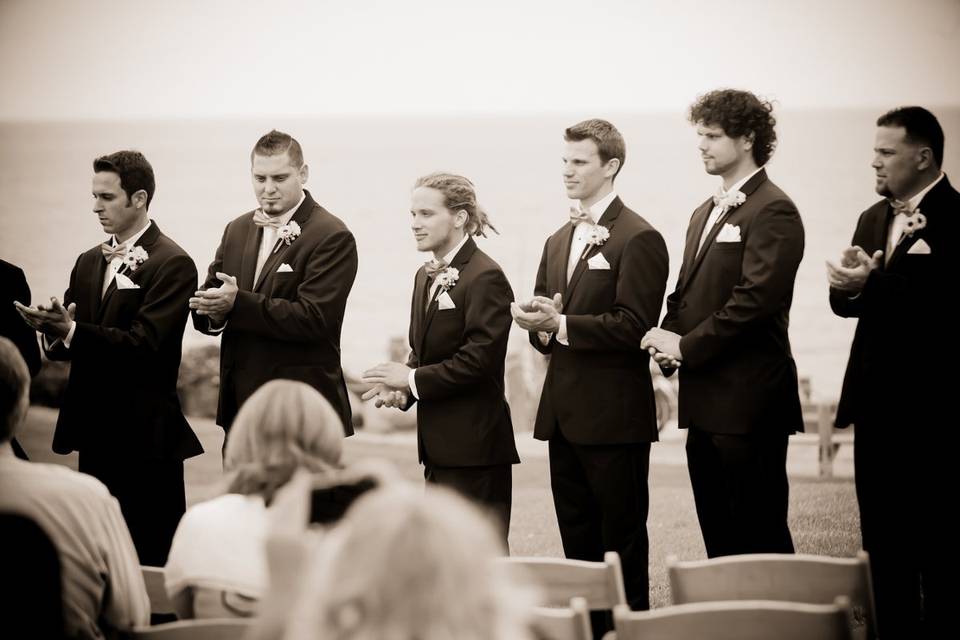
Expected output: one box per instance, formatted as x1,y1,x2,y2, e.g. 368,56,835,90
189,272,239,324
826,246,883,293
361,362,412,409
511,293,563,332
641,328,683,369
14,297,76,339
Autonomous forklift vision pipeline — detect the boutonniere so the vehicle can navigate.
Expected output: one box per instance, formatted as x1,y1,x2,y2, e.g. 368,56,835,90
713,189,746,211
902,210,927,237
580,224,610,260
121,246,149,272
274,220,302,253
435,267,460,292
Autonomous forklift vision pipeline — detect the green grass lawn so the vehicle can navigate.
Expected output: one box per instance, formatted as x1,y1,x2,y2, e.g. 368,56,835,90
17,406,860,608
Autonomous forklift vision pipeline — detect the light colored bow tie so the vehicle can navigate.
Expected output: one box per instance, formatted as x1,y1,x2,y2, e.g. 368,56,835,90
424,259,449,279
889,199,919,217
100,242,128,262
253,209,285,229
569,207,593,226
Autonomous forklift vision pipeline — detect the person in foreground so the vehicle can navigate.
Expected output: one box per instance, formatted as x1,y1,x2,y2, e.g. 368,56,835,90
0,337,149,640
280,483,538,640
827,106,956,637
362,172,519,543
164,379,346,619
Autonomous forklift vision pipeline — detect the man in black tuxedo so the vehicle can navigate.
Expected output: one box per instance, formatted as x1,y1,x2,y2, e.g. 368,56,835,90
1,259,41,459
643,90,804,558
827,106,956,637
191,130,358,437
513,119,669,613
362,173,520,543
16,150,202,565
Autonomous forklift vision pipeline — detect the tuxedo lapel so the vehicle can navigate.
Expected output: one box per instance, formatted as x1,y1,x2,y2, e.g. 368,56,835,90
418,237,477,355
254,192,316,292
88,249,108,321
683,169,768,291
886,176,949,269
565,197,622,301
550,223,574,297
239,225,262,292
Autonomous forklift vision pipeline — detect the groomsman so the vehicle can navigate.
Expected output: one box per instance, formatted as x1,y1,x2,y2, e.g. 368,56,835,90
1,258,41,459
16,150,202,565
191,130,358,437
828,106,956,637
362,173,519,543
643,89,803,558
513,119,669,614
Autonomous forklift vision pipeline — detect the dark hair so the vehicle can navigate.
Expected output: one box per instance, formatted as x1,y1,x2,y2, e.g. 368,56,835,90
564,119,626,179
92,150,156,210
251,129,305,168
414,172,499,237
877,106,944,168
689,89,778,166
0,338,30,443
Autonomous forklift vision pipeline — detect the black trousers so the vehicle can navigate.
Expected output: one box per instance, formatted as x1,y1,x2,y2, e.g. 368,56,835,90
79,451,186,566
548,429,651,612
424,462,513,548
685,427,795,558
854,419,949,639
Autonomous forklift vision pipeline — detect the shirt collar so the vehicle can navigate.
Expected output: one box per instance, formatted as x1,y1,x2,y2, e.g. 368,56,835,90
111,219,152,247
721,166,763,199
440,232,470,265
270,192,306,227
905,172,944,212
577,191,618,223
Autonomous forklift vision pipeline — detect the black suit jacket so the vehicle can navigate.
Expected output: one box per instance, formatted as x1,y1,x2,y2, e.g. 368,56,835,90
1,259,41,376
831,175,958,428
193,191,358,433
662,169,804,435
46,222,203,461
405,237,520,468
530,197,669,444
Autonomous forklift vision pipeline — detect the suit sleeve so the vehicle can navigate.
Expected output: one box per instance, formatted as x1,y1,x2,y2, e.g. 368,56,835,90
679,200,804,368
227,229,358,342
565,228,669,352
4,266,41,376
528,237,553,354
829,209,896,318
412,269,514,401
67,254,197,359
402,275,421,411
192,225,229,334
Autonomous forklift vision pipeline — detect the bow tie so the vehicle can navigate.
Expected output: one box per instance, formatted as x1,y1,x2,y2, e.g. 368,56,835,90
253,209,285,229
424,259,449,279
890,199,919,217
569,207,594,226
100,242,128,262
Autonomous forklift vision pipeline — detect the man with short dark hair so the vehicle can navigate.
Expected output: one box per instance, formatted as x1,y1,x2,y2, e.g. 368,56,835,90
513,119,669,617
191,130,358,438
16,150,202,565
644,89,804,558
828,106,957,636
0,336,150,639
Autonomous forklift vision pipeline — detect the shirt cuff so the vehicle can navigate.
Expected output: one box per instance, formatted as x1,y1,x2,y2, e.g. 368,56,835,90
556,315,569,346
537,331,552,346
407,369,419,400
207,319,228,335
45,321,77,349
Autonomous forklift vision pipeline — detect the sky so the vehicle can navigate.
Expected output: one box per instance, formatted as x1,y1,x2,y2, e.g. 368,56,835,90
1,0,958,119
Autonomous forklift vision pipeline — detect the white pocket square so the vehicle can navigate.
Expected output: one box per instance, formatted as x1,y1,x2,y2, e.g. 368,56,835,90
907,239,931,255
716,223,742,243
114,272,140,290
587,252,611,270
437,291,456,310
277,262,294,273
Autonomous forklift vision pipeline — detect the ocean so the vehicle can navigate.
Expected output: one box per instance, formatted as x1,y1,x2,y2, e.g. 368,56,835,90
2,108,958,401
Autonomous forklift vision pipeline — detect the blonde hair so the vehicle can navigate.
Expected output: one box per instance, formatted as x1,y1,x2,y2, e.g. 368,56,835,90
224,379,344,505
414,172,498,238
284,485,537,640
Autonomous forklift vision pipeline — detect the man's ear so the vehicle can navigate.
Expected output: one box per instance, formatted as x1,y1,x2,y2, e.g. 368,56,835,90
131,189,148,210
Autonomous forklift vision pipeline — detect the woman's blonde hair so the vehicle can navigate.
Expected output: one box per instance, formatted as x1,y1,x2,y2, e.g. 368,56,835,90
224,379,344,505
284,484,537,640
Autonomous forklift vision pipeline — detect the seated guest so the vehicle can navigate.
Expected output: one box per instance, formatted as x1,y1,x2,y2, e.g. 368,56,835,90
281,484,538,640
0,513,65,639
164,379,345,618
0,337,149,640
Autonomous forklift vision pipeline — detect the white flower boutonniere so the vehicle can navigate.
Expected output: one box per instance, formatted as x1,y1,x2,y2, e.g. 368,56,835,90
121,246,149,272
274,221,302,253
903,210,927,237
580,224,610,260
435,267,460,292
714,189,747,211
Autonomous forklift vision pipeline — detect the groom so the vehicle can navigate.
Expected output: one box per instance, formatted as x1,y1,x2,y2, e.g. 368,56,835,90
513,119,668,614
643,89,804,558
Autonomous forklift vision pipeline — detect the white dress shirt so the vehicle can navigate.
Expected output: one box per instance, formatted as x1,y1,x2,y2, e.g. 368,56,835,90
53,220,153,349
886,172,943,262
408,232,471,399
696,167,762,255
